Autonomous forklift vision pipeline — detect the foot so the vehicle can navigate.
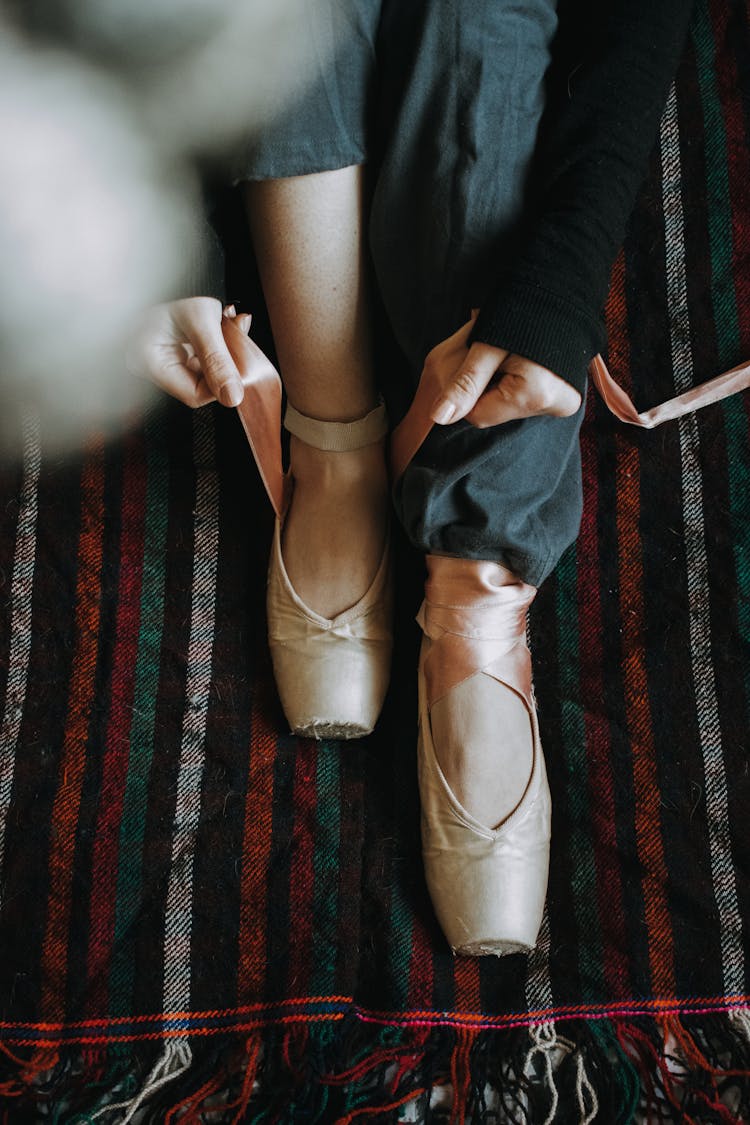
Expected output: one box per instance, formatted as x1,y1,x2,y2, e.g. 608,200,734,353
281,433,389,618
431,672,533,830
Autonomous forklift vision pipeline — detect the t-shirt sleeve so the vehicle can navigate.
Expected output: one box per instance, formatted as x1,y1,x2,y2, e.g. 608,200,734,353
470,0,695,395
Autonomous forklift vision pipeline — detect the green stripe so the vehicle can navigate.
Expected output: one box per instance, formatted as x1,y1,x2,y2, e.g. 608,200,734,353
109,410,170,1016
692,3,750,719
310,744,341,997
555,544,605,998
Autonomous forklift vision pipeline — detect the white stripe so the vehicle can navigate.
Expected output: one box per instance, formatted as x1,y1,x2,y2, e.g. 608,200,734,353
661,85,745,995
0,411,41,899
162,408,220,1034
526,903,553,1013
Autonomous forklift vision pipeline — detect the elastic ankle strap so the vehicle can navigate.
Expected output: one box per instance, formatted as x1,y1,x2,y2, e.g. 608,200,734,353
284,400,388,452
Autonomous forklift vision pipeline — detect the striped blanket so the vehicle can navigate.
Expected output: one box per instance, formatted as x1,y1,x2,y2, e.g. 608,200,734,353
2,1,750,1121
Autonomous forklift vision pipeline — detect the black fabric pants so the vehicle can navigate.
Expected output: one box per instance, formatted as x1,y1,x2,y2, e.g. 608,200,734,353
235,0,585,587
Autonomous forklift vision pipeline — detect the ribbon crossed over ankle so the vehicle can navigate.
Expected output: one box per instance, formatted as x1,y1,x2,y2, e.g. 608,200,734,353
418,558,537,711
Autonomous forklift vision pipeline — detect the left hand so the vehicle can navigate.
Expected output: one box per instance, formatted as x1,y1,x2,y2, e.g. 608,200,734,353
127,299,252,408
426,314,582,428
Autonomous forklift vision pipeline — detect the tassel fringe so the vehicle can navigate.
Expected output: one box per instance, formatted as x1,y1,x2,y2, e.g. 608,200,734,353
1,1010,750,1123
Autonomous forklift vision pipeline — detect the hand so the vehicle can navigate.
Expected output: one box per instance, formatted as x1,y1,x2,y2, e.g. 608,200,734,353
426,314,582,428
128,297,252,408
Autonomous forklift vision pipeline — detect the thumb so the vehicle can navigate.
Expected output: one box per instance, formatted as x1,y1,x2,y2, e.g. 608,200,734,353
179,302,244,407
430,342,507,425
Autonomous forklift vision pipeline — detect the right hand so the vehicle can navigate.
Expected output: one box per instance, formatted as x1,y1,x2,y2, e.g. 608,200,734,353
425,314,582,428
128,297,252,408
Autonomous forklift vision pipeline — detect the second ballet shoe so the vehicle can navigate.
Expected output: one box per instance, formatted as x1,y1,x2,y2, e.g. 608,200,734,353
416,554,551,956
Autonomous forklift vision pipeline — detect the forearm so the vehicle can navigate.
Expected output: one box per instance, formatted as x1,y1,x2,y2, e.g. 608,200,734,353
471,0,696,395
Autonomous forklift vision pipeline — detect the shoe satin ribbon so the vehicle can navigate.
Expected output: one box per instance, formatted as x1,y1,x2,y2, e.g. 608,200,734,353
222,316,289,519
419,557,537,711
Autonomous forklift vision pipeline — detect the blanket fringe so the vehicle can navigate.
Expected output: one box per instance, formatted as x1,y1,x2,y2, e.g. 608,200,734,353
1,1009,750,1122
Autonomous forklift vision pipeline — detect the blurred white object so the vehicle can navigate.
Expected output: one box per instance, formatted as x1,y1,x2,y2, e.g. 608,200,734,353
0,0,330,453
0,34,194,451
24,0,322,156
141,0,319,153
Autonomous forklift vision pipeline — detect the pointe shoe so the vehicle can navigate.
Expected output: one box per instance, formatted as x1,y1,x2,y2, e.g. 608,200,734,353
219,316,393,739
267,401,392,738
417,555,550,956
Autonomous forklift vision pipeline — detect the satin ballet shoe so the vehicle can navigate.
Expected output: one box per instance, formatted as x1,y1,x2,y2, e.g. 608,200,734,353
218,316,393,739
417,555,550,956
267,401,392,738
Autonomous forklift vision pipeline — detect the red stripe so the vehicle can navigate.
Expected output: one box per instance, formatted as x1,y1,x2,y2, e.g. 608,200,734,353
406,913,434,1009
286,742,317,995
452,958,480,1014
577,251,630,996
611,256,676,997
84,434,147,1017
40,446,105,1021
237,691,276,1000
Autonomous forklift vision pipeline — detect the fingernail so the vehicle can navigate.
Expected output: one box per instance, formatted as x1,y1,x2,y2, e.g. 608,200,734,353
223,304,236,319
432,400,456,425
219,380,243,407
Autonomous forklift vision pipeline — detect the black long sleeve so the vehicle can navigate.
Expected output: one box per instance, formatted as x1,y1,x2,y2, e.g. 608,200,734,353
471,0,695,395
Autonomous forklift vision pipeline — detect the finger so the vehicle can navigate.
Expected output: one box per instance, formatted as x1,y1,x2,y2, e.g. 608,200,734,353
222,305,253,335
224,306,252,335
430,341,507,424
148,356,213,409
467,358,583,427
176,303,245,407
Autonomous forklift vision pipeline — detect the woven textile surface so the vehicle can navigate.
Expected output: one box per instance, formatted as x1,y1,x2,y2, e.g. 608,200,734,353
3,1,750,1121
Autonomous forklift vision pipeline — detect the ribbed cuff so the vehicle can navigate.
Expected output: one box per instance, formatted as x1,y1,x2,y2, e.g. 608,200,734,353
470,279,606,397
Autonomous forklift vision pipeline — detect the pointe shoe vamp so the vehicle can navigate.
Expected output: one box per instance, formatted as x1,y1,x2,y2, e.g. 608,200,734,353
267,519,393,735
420,754,551,850
268,594,393,644
419,706,549,839
267,520,393,637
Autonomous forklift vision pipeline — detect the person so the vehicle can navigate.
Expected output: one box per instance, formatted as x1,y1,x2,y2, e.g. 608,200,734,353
136,0,695,956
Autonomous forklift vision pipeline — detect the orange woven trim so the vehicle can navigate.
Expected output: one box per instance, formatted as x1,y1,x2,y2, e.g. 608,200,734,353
2,994,750,1048
0,995,353,1032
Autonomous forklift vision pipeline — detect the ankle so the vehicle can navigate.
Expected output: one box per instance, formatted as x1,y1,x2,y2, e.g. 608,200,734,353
424,556,531,618
289,435,388,489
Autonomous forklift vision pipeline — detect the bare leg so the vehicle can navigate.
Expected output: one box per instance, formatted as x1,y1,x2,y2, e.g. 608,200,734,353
246,168,530,821
244,167,388,618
